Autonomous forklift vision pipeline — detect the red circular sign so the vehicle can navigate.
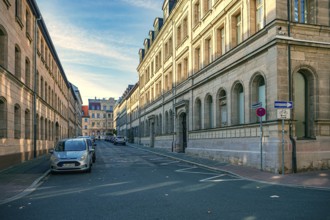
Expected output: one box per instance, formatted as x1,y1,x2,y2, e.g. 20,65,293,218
256,107,266,117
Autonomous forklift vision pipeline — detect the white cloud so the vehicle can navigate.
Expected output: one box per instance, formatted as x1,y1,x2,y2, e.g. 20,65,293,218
121,0,163,11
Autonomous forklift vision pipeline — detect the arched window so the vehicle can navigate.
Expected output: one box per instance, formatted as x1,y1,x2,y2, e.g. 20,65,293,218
0,26,8,68
14,104,21,139
164,111,169,134
204,94,213,129
15,45,21,79
155,116,159,135
40,117,44,140
169,109,174,133
45,119,48,140
25,109,31,139
40,77,44,99
25,58,31,88
45,82,48,102
251,75,266,122
294,70,315,138
144,120,148,137
232,83,244,125
194,98,202,130
0,97,7,138
216,89,227,127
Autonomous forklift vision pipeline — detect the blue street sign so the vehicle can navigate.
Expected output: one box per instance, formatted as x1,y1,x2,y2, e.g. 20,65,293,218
274,101,293,109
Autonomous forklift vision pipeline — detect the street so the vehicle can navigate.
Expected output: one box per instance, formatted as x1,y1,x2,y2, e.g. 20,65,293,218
0,141,329,220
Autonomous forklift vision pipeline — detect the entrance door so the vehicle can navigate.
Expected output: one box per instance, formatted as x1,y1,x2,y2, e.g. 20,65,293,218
182,113,187,152
150,122,155,148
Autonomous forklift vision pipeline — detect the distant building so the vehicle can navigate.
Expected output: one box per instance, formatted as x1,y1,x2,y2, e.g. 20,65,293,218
0,0,82,169
83,97,116,138
114,85,135,138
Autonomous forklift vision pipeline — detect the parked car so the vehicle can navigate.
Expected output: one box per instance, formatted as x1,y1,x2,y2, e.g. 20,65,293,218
49,138,94,173
114,136,126,145
77,136,96,163
90,135,96,143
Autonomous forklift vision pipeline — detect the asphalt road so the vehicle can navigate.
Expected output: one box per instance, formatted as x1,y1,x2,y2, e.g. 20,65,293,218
0,141,329,220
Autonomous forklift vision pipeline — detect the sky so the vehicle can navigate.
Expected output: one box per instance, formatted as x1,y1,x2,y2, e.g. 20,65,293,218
35,0,164,105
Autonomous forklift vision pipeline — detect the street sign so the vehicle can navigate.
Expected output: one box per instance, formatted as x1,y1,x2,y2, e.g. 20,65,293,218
256,107,266,117
252,102,262,109
274,101,293,109
277,109,291,119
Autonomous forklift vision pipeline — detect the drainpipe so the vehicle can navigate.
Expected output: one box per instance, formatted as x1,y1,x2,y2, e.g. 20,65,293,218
287,0,297,173
33,16,42,158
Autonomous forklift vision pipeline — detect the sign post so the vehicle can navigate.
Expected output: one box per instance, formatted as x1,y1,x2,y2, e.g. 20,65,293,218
274,101,293,175
256,107,266,171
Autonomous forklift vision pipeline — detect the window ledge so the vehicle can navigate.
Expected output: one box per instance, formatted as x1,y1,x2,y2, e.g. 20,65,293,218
16,16,24,29
202,9,212,22
26,32,32,43
3,0,11,9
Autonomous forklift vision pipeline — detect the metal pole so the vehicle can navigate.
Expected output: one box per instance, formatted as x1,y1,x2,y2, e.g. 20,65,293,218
260,116,263,171
282,119,285,175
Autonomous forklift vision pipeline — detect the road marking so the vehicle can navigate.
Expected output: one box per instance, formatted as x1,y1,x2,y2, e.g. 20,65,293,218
160,161,180,165
175,167,216,175
200,174,244,182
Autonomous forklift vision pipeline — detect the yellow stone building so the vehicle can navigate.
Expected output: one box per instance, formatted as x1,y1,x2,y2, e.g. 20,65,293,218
132,0,330,173
0,0,82,169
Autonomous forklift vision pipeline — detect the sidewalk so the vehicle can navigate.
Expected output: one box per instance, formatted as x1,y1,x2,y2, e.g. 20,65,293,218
128,143,330,191
0,154,50,205
1,144,329,205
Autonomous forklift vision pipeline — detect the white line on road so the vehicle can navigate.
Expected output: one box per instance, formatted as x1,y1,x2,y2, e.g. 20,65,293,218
175,167,216,175
200,174,244,182
160,161,180,165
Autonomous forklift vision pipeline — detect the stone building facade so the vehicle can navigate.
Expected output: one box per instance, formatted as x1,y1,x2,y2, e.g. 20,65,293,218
84,98,116,139
0,0,82,169
114,85,135,138
132,0,330,173
114,83,139,142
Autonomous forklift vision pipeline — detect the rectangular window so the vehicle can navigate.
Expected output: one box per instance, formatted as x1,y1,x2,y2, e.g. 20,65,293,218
194,47,201,72
194,1,201,27
26,10,32,39
256,0,264,31
183,58,188,80
236,14,242,45
216,26,225,57
177,63,182,83
204,38,212,65
177,24,182,46
294,0,314,24
183,17,188,39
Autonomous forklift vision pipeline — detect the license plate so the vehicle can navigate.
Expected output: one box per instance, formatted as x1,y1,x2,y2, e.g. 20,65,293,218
63,163,75,168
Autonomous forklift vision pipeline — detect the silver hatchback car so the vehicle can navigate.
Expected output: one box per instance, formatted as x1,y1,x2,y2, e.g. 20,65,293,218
50,138,94,173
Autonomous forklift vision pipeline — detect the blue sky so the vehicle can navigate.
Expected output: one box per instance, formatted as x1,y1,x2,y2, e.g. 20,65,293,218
36,0,164,104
